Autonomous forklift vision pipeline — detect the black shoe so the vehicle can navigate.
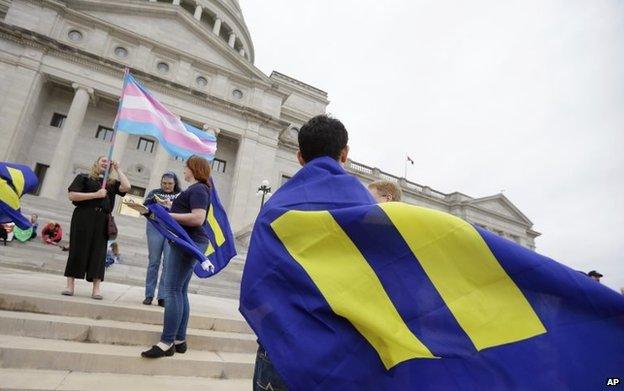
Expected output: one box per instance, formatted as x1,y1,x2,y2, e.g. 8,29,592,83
141,344,174,358
157,299,165,307
143,297,153,305
174,341,187,354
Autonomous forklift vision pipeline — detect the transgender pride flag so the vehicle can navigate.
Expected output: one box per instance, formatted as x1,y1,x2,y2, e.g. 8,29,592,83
114,71,216,160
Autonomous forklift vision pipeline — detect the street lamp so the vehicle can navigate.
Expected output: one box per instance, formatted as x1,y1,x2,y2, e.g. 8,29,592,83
257,179,272,207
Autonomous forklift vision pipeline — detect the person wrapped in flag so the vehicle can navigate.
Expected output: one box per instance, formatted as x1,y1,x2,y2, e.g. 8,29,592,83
240,115,624,390
0,162,39,230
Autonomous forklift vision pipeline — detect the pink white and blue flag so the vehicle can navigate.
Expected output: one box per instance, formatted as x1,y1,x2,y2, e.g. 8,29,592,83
114,72,216,160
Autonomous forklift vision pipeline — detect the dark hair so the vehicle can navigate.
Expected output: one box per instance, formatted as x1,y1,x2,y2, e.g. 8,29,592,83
185,155,211,185
161,172,181,193
298,115,348,162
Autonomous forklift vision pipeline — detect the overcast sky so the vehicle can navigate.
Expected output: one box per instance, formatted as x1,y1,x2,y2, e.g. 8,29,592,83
240,0,624,291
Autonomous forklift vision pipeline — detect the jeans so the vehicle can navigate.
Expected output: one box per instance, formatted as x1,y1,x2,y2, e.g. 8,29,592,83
253,345,289,391
145,223,170,300
160,241,207,344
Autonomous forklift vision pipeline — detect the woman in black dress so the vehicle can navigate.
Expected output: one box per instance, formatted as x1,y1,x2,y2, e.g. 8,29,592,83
62,156,130,299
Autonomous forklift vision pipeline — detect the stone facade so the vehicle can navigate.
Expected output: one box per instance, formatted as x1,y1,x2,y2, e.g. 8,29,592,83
0,0,540,248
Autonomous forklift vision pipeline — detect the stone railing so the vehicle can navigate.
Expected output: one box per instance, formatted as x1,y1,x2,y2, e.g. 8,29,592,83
345,159,448,201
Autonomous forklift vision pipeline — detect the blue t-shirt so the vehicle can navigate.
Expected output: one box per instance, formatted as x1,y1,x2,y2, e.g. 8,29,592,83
170,182,210,244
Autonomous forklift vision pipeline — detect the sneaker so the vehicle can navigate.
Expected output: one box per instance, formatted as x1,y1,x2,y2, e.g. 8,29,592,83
157,299,165,307
141,344,174,358
143,297,153,305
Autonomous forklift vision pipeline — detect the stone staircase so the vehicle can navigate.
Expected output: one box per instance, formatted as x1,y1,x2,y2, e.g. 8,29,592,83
0,267,256,390
0,194,246,300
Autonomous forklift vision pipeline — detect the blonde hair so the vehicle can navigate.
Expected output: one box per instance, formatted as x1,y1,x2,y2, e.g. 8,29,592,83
368,180,402,202
89,156,117,184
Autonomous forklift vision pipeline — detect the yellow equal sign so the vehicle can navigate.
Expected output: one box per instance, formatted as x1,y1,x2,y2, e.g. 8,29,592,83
271,210,437,369
380,202,546,351
204,202,225,256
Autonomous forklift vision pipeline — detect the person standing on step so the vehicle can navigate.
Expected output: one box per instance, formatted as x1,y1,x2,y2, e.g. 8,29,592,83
141,155,212,359
142,171,181,307
62,156,130,299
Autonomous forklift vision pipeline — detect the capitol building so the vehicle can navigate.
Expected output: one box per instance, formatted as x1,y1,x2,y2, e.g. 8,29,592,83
0,0,540,249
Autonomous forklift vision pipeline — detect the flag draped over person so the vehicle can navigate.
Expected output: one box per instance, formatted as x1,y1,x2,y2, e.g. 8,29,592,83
239,157,624,391
0,162,38,229
143,180,235,277
114,71,216,161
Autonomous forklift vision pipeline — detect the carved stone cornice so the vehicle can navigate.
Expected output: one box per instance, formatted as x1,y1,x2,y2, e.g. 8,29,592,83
0,22,289,130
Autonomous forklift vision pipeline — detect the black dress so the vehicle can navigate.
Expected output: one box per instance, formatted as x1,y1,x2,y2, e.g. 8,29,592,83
64,174,126,282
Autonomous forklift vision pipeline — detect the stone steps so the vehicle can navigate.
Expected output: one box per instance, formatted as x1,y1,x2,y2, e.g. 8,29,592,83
0,290,253,334
0,368,249,391
0,310,257,353
0,335,254,379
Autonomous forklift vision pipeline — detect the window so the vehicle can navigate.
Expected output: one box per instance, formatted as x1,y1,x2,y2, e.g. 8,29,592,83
211,158,226,173
31,163,49,196
50,113,67,128
114,46,128,58
67,29,83,42
128,186,146,197
157,62,170,74
95,125,114,141
195,76,208,87
137,137,155,153
281,175,291,186
231,89,243,99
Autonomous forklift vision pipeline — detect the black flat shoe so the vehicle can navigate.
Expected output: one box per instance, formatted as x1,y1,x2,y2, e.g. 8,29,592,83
174,342,187,354
157,299,165,307
143,297,153,305
141,344,174,358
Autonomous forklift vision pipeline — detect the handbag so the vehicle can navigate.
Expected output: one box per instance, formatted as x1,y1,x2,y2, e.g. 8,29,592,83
107,214,118,240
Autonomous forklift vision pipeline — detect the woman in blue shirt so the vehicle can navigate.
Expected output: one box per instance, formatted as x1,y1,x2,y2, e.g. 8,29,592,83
142,172,181,307
141,155,212,358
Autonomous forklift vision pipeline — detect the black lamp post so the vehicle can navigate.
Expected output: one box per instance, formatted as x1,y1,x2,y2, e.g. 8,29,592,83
257,179,272,207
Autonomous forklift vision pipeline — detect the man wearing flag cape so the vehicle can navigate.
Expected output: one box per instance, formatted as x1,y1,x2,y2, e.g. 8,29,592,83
240,115,624,390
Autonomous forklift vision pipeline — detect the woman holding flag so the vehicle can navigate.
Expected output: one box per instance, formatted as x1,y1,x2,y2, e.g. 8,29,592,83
62,156,130,299
142,155,212,358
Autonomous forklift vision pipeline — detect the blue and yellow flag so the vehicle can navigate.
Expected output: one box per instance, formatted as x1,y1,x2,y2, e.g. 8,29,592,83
0,162,38,229
240,157,624,390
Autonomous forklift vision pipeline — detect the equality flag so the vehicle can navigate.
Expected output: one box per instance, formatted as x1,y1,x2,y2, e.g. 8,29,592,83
407,155,414,165
239,157,624,390
0,162,38,229
194,177,237,278
114,72,216,160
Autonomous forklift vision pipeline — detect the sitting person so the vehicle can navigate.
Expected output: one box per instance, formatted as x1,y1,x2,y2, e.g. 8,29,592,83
1,223,15,244
41,222,63,245
105,242,122,268
30,214,38,239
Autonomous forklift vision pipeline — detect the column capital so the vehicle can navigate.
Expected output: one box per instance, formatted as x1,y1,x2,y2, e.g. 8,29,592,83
203,124,220,135
71,83,94,100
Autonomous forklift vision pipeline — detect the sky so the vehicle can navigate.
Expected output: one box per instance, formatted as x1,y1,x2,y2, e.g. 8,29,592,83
239,0,624,291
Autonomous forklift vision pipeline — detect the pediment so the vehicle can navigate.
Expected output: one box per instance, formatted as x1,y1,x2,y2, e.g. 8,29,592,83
468,194,532,225
78,5,267,82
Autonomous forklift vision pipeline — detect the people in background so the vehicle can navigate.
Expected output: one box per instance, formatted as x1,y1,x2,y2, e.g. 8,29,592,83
62,156,130,300
29,214,38,239
105,241,122,268
142,172,182,307
368,180,402,203
587,270,603,283
142,156,212,359
41,221,62,245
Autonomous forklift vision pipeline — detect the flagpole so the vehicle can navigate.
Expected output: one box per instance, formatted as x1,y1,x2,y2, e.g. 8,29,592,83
404,156,408,179
101,68,130,189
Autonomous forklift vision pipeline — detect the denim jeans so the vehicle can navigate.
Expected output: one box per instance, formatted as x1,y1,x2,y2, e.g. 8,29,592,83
253,345,289,391
145,223,170,300
160,241,207,344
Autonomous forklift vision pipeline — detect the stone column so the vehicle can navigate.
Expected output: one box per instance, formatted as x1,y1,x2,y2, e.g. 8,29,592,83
146,145,171,193
40,84,93,199
228,32,236,48
228,125,278,232
239,48,245,57
194,3,202,20
212,18,222,35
